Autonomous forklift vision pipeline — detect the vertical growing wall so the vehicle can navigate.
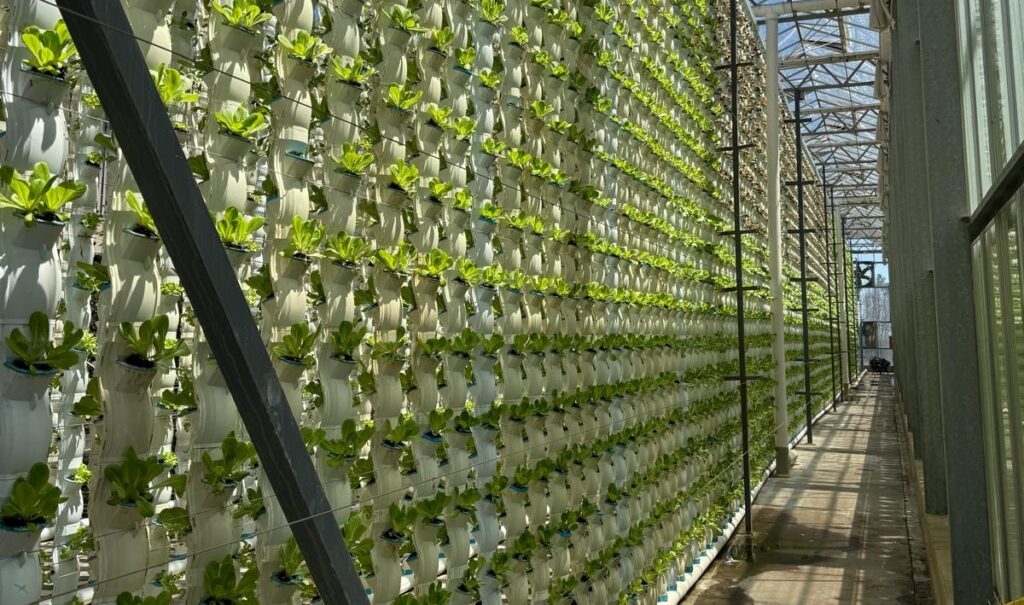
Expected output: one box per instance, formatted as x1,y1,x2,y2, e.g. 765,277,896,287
0,0,842,604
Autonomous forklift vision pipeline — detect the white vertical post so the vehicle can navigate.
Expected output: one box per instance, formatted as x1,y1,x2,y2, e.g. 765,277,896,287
835,209,851,389
766,15,790,474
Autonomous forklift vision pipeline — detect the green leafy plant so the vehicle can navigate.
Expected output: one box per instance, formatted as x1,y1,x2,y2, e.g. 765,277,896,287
4,312,82,374
277,29,332,62
282,216,326,258
427,178,453,201
0,462,63,530
481,0,508,23
510,25,529,46
73,261,108,292
455,46,476,69
452,188,473,211
71,378,102,419
455,258,482,285
329,321,366,361
331,142,375,176
71,465,92,484
448,116,476,141
214,106,269,140
506,148,532,169
154,64,199,106
80,211,102,231
159,373,196,414
104,448,165,517
383,414,419,447
0,162,87,225
201,555,258,604
387,5,426,33
387,160,420,193
385,83,423,112
449,328,480,357
330,55,376,86
124,190,158,237
429,27,454,53
320,418,374,462
275,537,308,583
373,242,415,274
273,322,320,366
529,100,554,120
118,315,189,369
324,232,370,265
157,506,191,539
425,104,453,129
210,0,272,31
20,20,77,78
383,502,418,541
415,249,454,279
215,207,264,251
201,432,256,493
426,407,454,439
482,136,507,156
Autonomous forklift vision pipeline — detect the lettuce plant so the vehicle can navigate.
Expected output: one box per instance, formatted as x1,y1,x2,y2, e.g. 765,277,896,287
387,160,420,193
277,29,332,62
210,0,272,31
429,27,454,54
4,312,82,374
331,142,374,176
387,5,426,33
104,448,165,517
201,555,258,604
0,162,86,225
415,249,454,279
20,20,77,78
272,322,320,366
324,232,370,265
382,502,418,542
201,432,256,493
282,216,326,259
125,190,158,237
480,0,508,24
154,64,199,106
0,462,63,530
330,55,376,86
214,106,269,140
215,207,264,251
384,83,423,112
373,242,415,274
274,537,308,583
328,321,366,361
117,314,189,369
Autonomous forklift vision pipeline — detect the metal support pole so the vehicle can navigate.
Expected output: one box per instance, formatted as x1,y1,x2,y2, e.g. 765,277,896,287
915,0,995,596
793,91,814,444
57,4,369,603
727,0,754,559
824,179,838,411
765,14,790,476
836,212,851,393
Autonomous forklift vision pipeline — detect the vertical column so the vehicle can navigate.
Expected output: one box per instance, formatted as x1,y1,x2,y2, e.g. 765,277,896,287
835,210,851,391
765,15,790,475
916,0,995,598
892,0,948,514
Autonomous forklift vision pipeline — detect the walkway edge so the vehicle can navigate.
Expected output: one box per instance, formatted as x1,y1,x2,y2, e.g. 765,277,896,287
660,376,861,604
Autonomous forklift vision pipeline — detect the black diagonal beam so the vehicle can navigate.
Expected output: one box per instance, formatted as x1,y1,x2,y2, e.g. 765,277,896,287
58,3,368,603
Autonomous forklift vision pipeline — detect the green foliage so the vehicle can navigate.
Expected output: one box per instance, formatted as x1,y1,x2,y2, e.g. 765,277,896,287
455,46,476,69
202,555,258,604
448,116,476,141
276,537,308,581
383,414,419,447
283,216,326,258
71,465,92,484
387,5,426,33
125,190,158,236
232,486,265,521
415,249,453,279
210,0,272,31
71,378,102,419
384,502,418,540
277,30,332,62
328,321,366,360
331,142,374,175
20,20,77,77
0,162,86,225
388,160,420,193
324,232,370,265
385,83,423,111
4,312,82,373
373,242,415,274
272,322,320,366
201,432,256,493
330,55,376,86
481,0,508,23
342,513,374,574
425,103,452,128
214,106,269,140
157,506,191,539
0,462,63,530
154,64,198,106
427,177,453,200
117,315,189,368
452,187,473,211
482,136,507,156
510,26,529,46
429,27,454,53
159,373,196,414
74,261,109,292
215,207,264,250
529,100,554,120
104,448,164,517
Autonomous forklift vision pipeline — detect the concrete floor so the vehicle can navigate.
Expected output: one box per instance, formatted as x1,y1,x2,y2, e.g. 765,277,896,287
686,375,933,605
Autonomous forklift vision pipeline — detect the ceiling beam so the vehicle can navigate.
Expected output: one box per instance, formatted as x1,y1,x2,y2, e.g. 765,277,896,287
799,103,881,115
780,50,877,69
786,79,877,94
807,140,882,149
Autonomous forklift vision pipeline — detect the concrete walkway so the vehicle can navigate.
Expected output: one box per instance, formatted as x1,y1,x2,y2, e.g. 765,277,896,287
686,374,932,605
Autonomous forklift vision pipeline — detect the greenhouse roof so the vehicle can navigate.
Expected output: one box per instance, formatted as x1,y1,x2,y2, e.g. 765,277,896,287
749,0,891,252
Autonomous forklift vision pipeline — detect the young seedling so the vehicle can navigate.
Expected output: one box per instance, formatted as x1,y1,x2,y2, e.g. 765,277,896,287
20,20,77,78
387,5,426,33
385,83,423,112
387,160,420,193
331,142,375,176
480,0,508,25
328,320,366,362
153,64,199,106
125,190,158,237
277,29,332,62
282,216,326,259
210,0,273,31
414,249,454,279
324,232,370,265
214,106,269,141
